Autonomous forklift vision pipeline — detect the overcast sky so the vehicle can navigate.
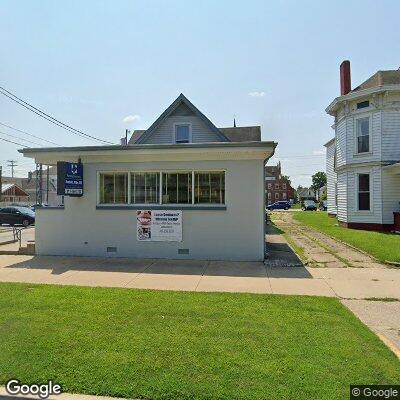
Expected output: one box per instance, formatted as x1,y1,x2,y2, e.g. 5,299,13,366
1,0,399,186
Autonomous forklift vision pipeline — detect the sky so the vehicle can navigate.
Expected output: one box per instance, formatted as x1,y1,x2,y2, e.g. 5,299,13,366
0,0,399,187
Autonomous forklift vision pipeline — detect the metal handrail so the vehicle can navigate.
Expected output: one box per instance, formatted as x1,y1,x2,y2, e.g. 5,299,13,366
12,227,23,248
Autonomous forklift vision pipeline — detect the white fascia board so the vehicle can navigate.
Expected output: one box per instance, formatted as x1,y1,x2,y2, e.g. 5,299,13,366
21,144,276,165
325,85,400,115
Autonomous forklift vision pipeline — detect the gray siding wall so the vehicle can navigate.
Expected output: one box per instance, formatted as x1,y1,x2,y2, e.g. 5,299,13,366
35,159,265,261
335,118,346,167
143,115,222,144
336,171,348,222
382,110,400,161
326,140,337,215
382,169,400,224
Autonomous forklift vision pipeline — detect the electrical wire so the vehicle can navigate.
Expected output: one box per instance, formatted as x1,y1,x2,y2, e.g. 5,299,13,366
0,121,60,146
0,85,115,145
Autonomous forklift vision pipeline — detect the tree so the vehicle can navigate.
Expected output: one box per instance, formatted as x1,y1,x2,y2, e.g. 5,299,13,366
311,171,327,191
281,175,291,185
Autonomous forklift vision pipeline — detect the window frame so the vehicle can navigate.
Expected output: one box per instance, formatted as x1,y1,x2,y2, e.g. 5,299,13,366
356,172,372,212
194,170,225,205
354,115,372,155
97,169,226,207
173,123,192,144
98,171,129,205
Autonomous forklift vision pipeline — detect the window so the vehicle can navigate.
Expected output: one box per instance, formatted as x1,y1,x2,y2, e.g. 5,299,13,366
99,170,225,206
268,183,272,189
131,172,159,204
175,124,190,143
275,183,279,189
282,183,287,190
358,173,370,211
100,173,128,204
267,192,271,200
275,193,279,200
195,172,225,204
356,117,370,153
282,193,287,200
162,172,192,204
357,100,369,109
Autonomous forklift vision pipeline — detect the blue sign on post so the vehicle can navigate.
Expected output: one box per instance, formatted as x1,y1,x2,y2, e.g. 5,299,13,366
57,162,83,197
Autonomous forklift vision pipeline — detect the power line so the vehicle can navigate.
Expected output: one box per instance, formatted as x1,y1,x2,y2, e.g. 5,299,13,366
0,121,60,146
0,130,43,147
0,136,27,147
0,85,115,145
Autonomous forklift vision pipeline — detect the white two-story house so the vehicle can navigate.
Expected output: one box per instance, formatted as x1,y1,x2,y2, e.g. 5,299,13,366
325,61,400,231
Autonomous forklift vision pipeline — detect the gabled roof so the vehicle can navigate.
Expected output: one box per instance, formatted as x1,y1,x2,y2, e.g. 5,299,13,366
219,126,261,142
135,93,229,144
1,183,29,196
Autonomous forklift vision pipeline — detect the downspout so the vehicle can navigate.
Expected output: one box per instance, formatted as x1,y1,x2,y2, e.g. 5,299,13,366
263,143,277,260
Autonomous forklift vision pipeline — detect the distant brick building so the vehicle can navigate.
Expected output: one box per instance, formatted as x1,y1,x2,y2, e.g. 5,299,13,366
265,162,295,204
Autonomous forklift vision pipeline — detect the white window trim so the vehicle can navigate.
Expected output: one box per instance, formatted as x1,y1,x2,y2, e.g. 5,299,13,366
354,115,372,156
97,169,226,206
355,172,373,213
97,171,130,205
173,123,192,143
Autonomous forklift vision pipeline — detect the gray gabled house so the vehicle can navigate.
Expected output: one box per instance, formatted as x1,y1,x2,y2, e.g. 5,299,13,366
20,94,277,261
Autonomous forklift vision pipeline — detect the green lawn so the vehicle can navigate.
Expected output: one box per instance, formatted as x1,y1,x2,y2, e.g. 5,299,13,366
0,283,399,399
294,212,400,264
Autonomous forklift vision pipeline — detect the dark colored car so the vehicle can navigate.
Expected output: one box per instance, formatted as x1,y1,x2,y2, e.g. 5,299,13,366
302,200,317,211
0,206,35,227
319,200,327,211
267,201,291,210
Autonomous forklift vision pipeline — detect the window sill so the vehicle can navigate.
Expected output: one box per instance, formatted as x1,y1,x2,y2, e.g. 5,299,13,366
353,152,373,157
96,204,227,211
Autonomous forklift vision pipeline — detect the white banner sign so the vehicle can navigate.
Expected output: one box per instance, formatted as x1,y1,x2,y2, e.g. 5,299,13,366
137,210,182,242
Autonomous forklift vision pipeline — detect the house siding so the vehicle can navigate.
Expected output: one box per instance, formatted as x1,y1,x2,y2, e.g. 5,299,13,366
381,168,400,224
335,118,347,168
336,171,347,222
143,115,223,144
326,140,337,215
382,110,400,161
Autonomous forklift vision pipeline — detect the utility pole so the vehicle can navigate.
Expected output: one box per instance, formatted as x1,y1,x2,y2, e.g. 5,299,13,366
46,165,50,204
35,163,43,205
0,165,2,203
7,160,17,177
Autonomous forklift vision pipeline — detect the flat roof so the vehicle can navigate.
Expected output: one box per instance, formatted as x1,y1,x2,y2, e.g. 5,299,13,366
19,141,276,154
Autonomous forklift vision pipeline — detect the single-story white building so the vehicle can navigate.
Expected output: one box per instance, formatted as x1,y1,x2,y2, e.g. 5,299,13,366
20,94,276,261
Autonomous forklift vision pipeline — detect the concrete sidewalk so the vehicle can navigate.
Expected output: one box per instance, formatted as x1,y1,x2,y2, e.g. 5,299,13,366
0,386,129,400
0,255,399,299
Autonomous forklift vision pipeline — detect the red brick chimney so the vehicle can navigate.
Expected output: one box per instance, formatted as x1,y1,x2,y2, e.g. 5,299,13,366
340,60,351,95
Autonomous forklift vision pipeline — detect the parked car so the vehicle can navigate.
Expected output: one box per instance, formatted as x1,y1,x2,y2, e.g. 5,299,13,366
302,200,317,211
0,206,35,227
319,200,327,211
267,201,291,211
31,203,48,211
